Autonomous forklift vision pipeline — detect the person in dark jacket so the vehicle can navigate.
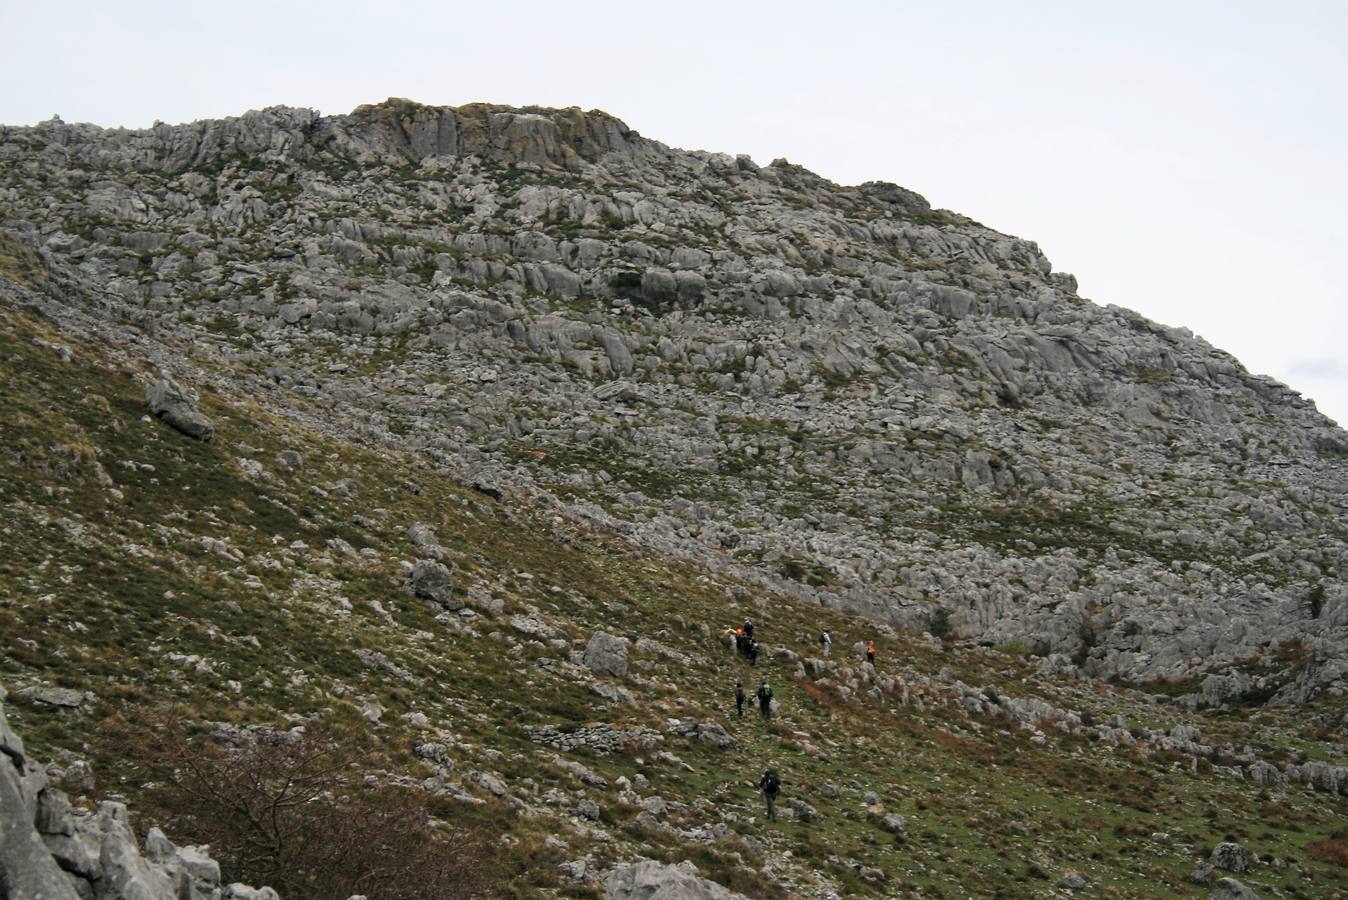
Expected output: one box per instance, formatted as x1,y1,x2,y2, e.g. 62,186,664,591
756,681,773,718
735,682,745,718
759,768,781,820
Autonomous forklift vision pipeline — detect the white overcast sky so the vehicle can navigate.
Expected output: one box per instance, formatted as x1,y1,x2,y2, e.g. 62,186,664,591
3,1,1346,427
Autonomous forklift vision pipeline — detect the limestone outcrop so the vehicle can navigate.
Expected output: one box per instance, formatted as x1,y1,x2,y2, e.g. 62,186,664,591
0,684,273,899
1,98,1345,699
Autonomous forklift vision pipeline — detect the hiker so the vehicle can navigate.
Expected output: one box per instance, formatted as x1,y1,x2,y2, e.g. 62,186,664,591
759,768,781,820
756,680,773,718
866,640,877,665
820,630,832,657
735,681,745,718
743,619,754,640
748,640,759,667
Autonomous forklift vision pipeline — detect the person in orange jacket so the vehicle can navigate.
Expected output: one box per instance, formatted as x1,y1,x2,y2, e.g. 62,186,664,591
866,640,877,665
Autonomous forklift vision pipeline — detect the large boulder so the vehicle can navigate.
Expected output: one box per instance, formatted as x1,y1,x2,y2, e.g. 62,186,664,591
146,376,215,441
1210,842,1249,873
603,859,747,899
411,559,462,610
584,632,629,677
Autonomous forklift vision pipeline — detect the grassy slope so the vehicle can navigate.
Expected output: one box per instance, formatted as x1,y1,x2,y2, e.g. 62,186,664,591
1,295,1346,898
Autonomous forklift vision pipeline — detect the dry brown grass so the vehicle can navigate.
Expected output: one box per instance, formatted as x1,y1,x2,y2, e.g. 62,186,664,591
1307,835,1348,867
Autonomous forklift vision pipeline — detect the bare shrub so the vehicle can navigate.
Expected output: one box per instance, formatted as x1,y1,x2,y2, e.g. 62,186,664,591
115,712,497,898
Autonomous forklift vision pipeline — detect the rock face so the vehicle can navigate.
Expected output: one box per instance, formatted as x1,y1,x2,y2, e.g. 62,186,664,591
603,859,747,899
145,376,214,441
0,683,273,899
2,98,1347,698
584,632,629,677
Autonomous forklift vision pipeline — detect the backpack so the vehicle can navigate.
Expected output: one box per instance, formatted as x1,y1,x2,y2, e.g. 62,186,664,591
759,685,773,700
762,771,780,795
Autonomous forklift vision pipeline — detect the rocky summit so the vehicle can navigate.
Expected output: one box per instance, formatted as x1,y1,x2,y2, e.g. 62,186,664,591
1,99,1346,898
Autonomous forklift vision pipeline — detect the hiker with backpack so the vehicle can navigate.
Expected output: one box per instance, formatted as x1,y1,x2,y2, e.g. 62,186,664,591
820,630,832,657
735,681,745,718
748,640,759,667
759,768,781,820
756,680,773,718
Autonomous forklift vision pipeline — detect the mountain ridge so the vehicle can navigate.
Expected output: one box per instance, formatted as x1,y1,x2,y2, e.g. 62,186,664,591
3,98,1346,702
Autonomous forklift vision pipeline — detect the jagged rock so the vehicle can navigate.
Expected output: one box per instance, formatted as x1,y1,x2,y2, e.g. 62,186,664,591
591,681,636,705
1284,760,1348,795
1,683,271,898
223,886,281,899
1060,871,1088,890
1246,760,1283,787
467,770,510,798
352,648,413,680
665,718,736,749
413,743,454,771
1200,672,1254,707
511,613,558,639
583,632,629,677
876,812,906,834
98,803,180,898
410,558,461,610
408,522,447,559
328,478,358,498
1210,842,1249,873
1,699,72,900
145,376,214,441
603,859,748,899
13,686,94,708
1211,877,1260,900
275,449,303,469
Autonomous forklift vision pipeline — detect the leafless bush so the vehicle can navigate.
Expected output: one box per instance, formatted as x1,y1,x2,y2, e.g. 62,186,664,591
117,713,497,898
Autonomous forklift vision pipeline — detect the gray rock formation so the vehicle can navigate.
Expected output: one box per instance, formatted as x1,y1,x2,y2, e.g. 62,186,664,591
1,684,273,899
2,97,1346,698
145,376,214,441
410,558,459,610
1210,842,1249,873
584,632,629,677
1211,877,1259,900
603,859,747,899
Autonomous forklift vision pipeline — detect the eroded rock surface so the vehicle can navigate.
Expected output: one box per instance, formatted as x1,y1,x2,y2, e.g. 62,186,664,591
1,98,1345,699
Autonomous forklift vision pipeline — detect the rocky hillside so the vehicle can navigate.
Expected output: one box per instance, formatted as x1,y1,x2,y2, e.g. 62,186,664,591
1,100,1347,897
4,100,1346,703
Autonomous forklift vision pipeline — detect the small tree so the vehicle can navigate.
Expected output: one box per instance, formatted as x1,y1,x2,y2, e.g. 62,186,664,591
119,713,496,899
929,607,952,641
